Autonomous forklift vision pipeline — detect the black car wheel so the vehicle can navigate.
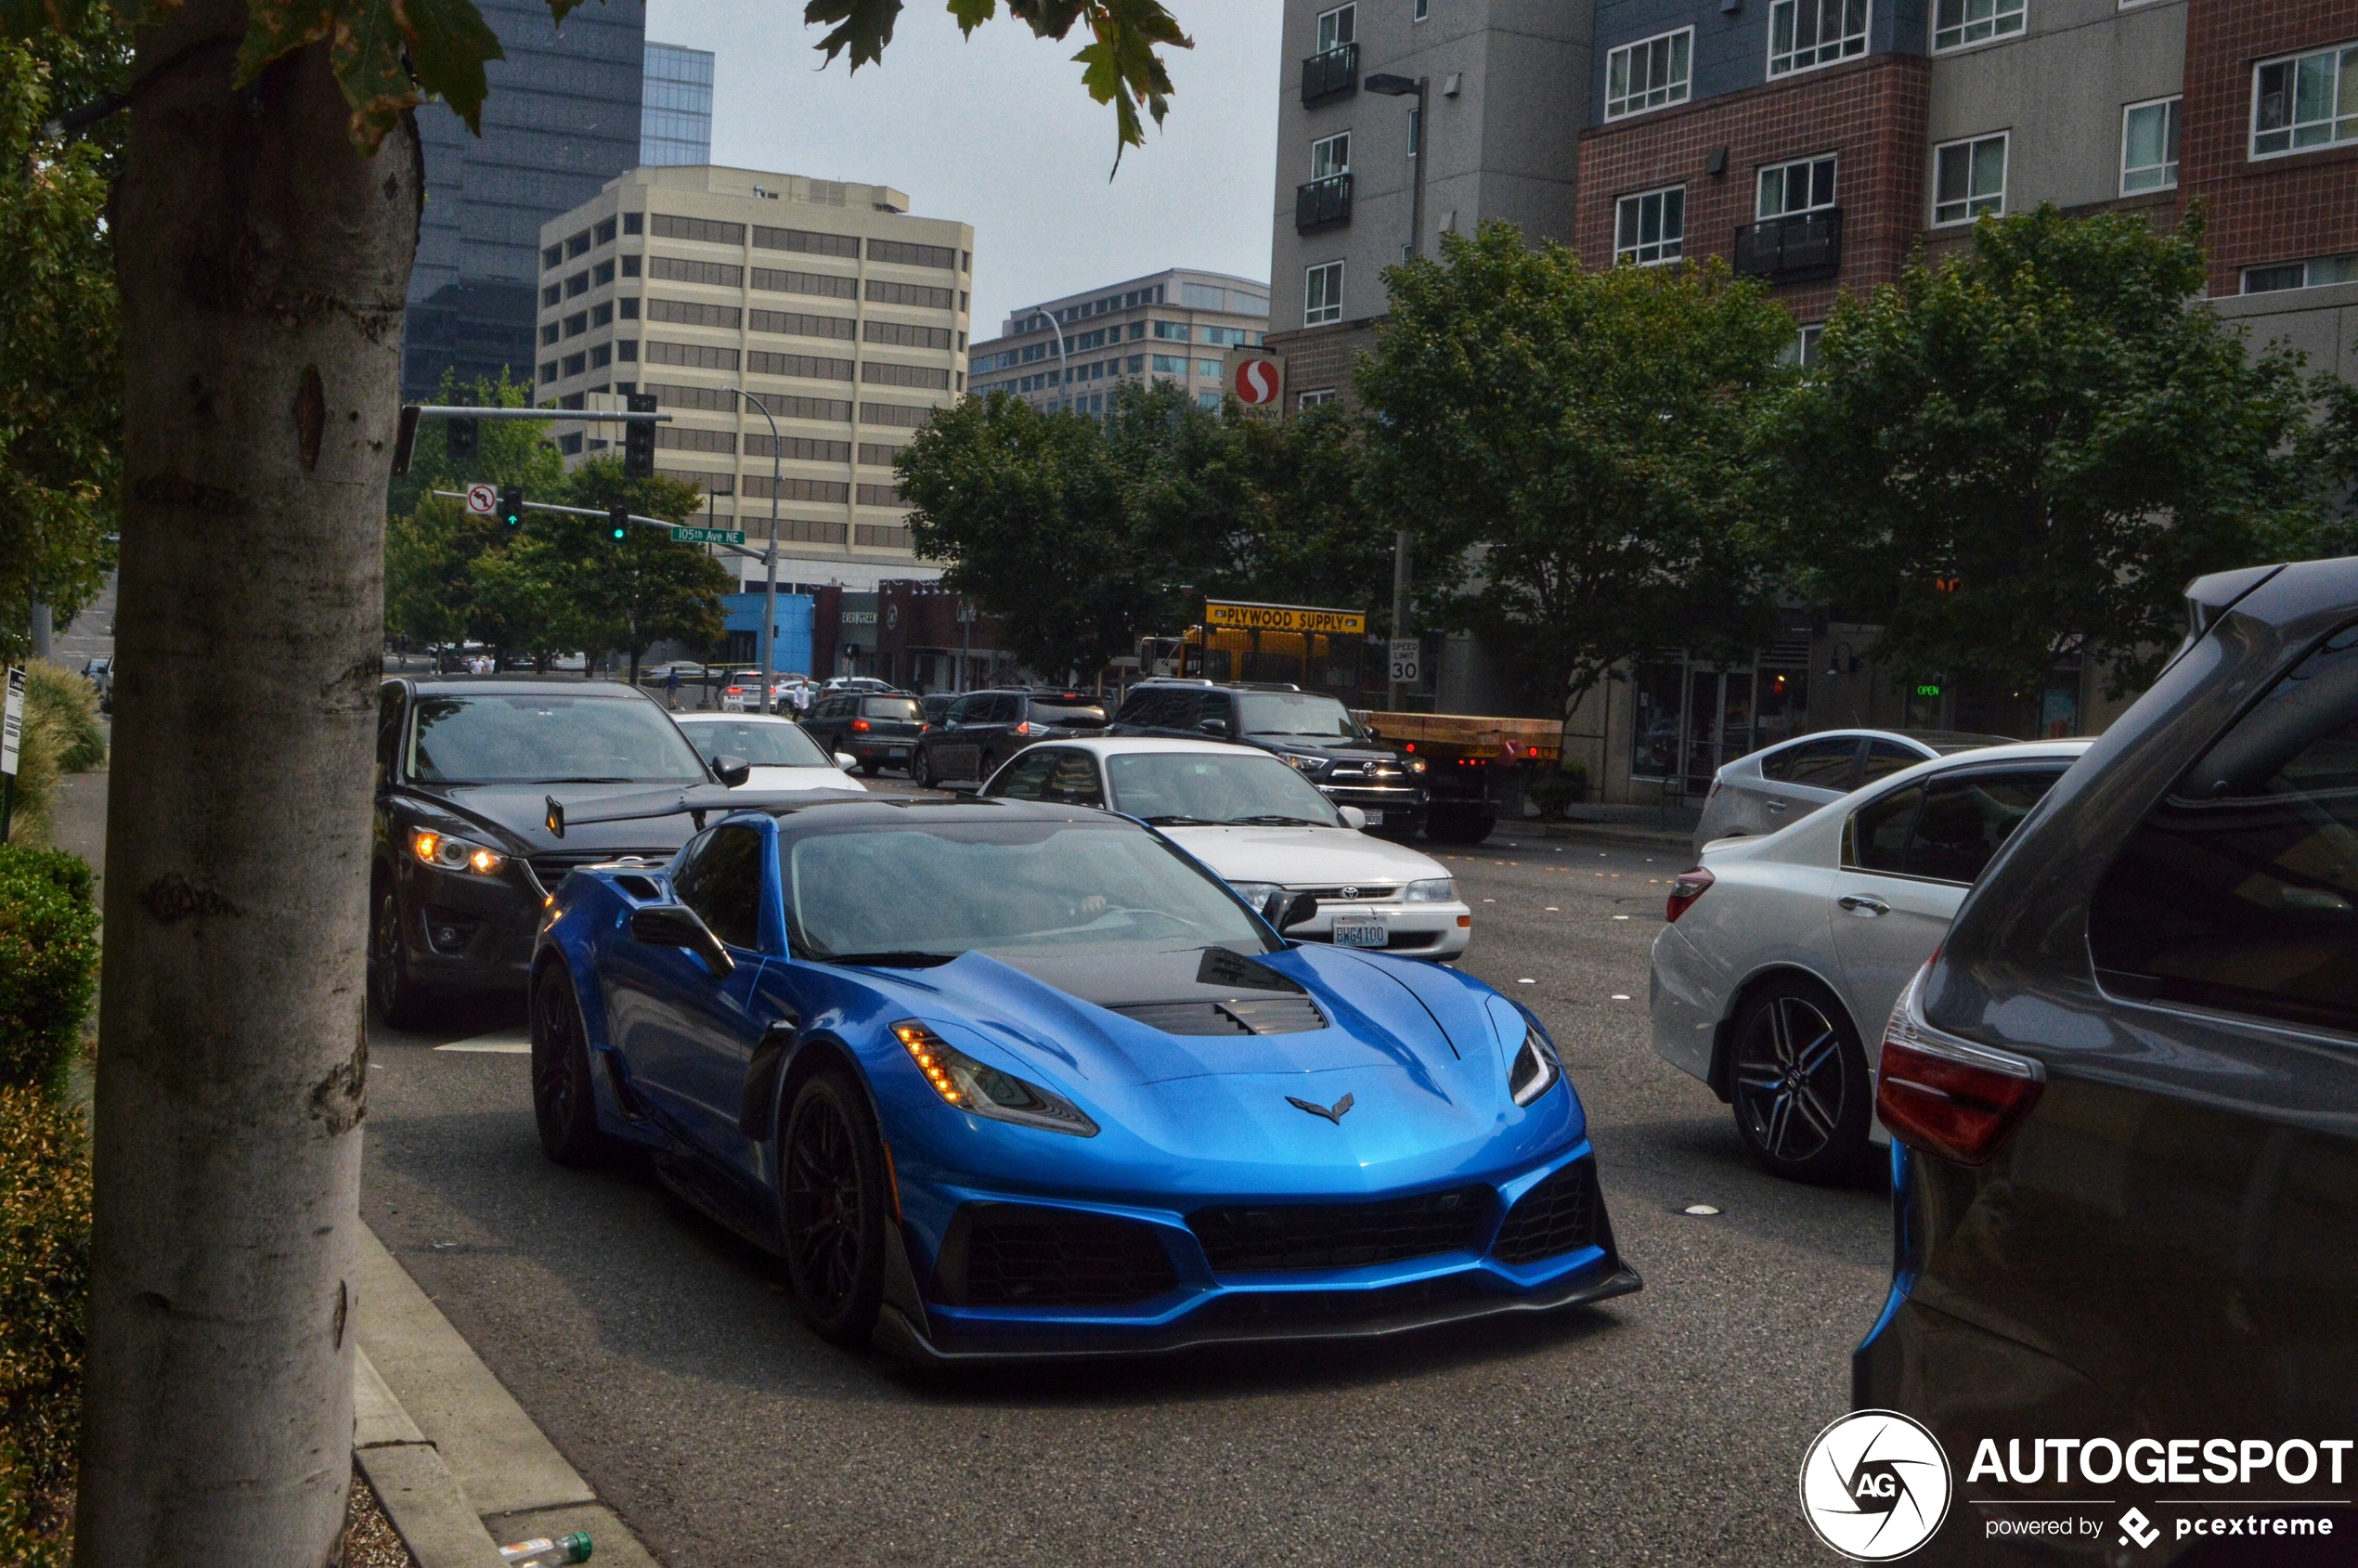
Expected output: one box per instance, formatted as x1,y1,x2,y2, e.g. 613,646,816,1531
781,1067,887,1346
1729,978,1871,1181
530,961,614,1166
368,883,434,1030
912,747,935,789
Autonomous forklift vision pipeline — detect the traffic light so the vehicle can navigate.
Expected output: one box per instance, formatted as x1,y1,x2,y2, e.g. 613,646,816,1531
447,417,479,465
622,392,656,479
499,486,525,528
608,502,629,542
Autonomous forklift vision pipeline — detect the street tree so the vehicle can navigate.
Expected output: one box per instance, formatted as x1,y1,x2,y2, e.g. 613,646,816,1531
0,0,1188,1562
383,378,565,654
563,457,728,682
1752,204,2318,701
1356,223,1795,718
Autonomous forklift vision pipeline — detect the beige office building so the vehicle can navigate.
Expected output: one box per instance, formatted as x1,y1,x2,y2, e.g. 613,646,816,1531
536,165,974,586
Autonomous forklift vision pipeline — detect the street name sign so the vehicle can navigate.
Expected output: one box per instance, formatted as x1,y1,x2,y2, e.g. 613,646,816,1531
463,483,497,516
672,525,746,546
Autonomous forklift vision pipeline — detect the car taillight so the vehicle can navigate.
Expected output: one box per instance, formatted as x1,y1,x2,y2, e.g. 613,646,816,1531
725,686,743,694
1012,721,1036,736
851,719,870,732
1875,965,2044,1166
1665,866,1714,922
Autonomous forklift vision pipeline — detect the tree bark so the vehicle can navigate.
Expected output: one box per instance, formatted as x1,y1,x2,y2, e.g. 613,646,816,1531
76,6,418,1562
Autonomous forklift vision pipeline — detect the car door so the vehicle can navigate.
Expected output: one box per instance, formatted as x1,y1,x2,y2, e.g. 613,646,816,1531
1829,765,2068,1040
931,694,985,782
1738,734,1864,835
619,823,771,1157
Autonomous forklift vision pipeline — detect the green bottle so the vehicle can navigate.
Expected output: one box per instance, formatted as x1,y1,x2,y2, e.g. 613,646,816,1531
497,1531,591,1565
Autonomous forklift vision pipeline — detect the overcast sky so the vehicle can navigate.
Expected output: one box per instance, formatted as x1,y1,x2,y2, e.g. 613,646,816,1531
640,0,1282,338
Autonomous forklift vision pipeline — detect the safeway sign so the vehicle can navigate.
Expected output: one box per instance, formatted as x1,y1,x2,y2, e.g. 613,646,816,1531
1224,348,1285,411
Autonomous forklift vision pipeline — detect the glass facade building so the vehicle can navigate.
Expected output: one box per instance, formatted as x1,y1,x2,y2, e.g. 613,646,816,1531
641,43,716,166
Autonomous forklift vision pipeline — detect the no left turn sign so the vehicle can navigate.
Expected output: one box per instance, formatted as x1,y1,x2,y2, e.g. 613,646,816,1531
464,483,497,516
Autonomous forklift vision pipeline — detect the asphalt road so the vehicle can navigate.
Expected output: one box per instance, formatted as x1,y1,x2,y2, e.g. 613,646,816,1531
360,793,1886,1568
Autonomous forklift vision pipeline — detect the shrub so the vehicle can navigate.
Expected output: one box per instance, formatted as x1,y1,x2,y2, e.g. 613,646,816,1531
1527,767,1591,817
0,1086,89,1562
0,847,100,1097
23,664,103,775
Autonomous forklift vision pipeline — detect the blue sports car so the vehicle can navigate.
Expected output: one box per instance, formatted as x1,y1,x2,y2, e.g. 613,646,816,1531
528,794,1639,1358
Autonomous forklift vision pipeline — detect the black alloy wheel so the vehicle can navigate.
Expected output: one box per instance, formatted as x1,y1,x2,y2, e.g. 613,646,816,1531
369,883,432,1030
1729,978,1872,1182
912,746,935,790
530,961,613,1166
780,1068,888,1345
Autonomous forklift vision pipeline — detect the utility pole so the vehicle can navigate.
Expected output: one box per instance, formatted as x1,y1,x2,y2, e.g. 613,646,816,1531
1389,529,1413,710
742,392,785,714
1366,74,1432,262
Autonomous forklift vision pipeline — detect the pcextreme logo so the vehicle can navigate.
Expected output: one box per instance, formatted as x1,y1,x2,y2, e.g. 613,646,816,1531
1800,1410,1954,1561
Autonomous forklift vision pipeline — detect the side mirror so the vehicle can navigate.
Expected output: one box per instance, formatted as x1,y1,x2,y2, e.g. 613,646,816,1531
1338,805,1367,831
836,752,858,771
1263,889,1321,933
1198,718,1230,736
629,904,736,977
712,753,751,787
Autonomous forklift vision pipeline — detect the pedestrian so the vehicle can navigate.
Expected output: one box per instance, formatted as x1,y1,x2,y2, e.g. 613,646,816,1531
665,665,680,710
791,680,812,717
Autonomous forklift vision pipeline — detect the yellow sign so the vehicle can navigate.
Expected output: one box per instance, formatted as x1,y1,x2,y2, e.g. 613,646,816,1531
1203,600,1366,635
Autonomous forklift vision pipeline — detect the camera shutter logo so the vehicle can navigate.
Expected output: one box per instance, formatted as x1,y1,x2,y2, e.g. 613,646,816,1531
1799,1409,1952,1561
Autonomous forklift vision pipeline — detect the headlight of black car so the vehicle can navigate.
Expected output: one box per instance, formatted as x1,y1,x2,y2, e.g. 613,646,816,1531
895,1022,1098,1137
1509,1023,1561,1107
411,829,507,875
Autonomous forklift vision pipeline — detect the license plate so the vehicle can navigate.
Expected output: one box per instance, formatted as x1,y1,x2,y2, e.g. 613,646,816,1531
1331,918,1386,949
1362,810,1383,825
887,748,908,760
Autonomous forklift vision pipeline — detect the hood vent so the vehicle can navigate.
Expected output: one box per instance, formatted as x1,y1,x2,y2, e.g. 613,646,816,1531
1111,997,1328,1037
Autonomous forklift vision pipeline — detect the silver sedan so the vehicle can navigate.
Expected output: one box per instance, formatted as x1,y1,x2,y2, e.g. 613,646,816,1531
1650,740,2091,1181
1691,727,2016,855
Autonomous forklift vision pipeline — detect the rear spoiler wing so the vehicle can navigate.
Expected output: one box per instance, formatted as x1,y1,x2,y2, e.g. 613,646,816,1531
543,784,869,838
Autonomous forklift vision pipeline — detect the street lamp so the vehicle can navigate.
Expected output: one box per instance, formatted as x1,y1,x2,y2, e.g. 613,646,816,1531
1038,306,1070,411
1364,73,1430,263
740,391,784,714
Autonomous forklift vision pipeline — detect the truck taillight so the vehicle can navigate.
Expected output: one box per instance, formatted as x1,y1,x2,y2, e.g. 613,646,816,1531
1875,965,2044,1166
1665,866,1714,922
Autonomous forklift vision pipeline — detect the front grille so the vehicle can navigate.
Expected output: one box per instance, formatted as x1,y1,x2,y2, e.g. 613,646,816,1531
1110,997,1327,1036
1490,1160,1600,1265
1190,1273,1487,1330
1191,1186,1496,1274
936,1204,1180,1307
1300,885,1399,903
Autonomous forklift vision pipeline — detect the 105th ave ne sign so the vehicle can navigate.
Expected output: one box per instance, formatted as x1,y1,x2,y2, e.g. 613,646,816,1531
672,526,746,546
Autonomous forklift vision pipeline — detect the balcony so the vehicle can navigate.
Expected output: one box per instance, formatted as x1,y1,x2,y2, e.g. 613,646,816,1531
1301,44,1357,107
1732,209,1843,283
1296,174,1354,235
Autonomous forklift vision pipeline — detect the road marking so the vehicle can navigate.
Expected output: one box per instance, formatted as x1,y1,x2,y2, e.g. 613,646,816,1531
1683,1204,1721,1216
1544,906,1559,911
434,1029,530,1055
1613,914,1630,920
1611,993,1631,1000
1516,978,1535,985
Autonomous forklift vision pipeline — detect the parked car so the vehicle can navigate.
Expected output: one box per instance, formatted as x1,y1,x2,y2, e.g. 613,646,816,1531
920,692,955,727
672,713,866,795
805,689,926,775
1108,680,1429,835
1854,556,2358,1561
368,678,757,1026
81,656,112,711
911,688,1108,788
981,736,1476,958
1649,740,2090,1179
1691,728,2017,854
527,793,1636,1356
717,670,769,713
823,676,895,693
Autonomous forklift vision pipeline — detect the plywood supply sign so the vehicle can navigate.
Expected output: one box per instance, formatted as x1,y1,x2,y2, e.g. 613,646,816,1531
1203,601,1366,635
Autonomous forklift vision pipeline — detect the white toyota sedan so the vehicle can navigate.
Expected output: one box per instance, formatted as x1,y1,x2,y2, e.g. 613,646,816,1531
672,713,867,794
1649,739,2090,1181
979,736,1474,959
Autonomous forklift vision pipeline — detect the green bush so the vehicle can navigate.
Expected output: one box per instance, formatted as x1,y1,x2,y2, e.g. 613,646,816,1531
0,1086,88,1562
1527,767,1591,817
24,663,103,775
0,847,100,1097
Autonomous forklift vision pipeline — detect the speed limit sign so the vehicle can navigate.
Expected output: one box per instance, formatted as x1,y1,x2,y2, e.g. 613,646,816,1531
1388,638,1420,684
464,483,497,516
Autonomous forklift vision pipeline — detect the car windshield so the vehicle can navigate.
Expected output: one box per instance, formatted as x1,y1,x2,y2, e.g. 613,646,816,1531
1106,751,1342,827
1236,691,1364,743
407,693,708,784
679,719,830,769
861,696,923,720
784,820,1272,961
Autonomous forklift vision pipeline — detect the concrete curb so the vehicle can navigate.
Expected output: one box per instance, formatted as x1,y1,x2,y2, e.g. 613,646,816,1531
356,1225,661,1568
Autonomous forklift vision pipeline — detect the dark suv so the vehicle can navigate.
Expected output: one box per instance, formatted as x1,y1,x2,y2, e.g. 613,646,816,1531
911,688,1108,787
803,689,925,775
1109,680,1428,834
1854,556,2358,1563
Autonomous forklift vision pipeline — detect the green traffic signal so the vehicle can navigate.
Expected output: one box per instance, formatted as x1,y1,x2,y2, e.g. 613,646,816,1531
608,503,628,541
499,486,525,528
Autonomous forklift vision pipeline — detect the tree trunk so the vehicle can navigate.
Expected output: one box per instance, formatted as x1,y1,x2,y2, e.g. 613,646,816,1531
77,6,418,1562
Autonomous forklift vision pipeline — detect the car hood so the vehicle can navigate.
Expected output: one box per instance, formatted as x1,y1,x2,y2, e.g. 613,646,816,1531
1156,825,1447,888
397,780,713,859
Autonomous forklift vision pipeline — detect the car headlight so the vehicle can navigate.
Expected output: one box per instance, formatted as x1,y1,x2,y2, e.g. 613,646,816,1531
1285,754,1324,775
411,830,505,875
1509,1023,1561,1107
1403,876,1456,902
1405,757,1427,774
1226,880,1286,914
894,1022,1098,1137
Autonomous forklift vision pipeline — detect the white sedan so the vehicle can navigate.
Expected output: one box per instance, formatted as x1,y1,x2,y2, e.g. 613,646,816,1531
672,713,867,793
979,736,1474,959
1649,739,2090,1180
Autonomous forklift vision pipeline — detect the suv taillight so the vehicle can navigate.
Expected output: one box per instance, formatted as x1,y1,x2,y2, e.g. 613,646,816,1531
1665,866,1714,922
851,718,870,732
1875,965,2044,1166
1012,721,1037,736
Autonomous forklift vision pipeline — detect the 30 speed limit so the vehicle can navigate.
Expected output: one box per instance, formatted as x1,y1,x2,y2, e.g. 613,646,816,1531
1388,638,1420,685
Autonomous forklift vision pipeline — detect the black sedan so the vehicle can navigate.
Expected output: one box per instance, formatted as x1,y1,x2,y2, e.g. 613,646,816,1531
369,677,750,1025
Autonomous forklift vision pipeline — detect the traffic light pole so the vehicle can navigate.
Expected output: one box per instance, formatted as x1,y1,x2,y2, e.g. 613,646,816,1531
427,491,771,562
393,403,671,475
740,393,784,715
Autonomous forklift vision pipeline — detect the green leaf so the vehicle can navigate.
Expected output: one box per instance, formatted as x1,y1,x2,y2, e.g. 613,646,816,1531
402,0,503,133
803,0,902,68
325,0,415,147
233,0,338,95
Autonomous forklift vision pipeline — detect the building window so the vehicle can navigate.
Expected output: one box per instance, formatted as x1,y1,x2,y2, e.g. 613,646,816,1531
565,272,590,299
1299,387,1339,408
1316,3,1355,53
542,244,564,271
1781,324,1824,367
1153,319,1188,340
590,302,613,328
1614,187,1685,266
1196,359,1221,378
595,217,616,245
1932,0,2023,53
541,284,561,308
592,260,615,286
1127,354,1145,371
1605,28,1692,120
564,312,588,338
1768,0,1868,78
540,361,559,383
2252,45,2358,158
1415,0,1428,19
559,433,583,455
566,229,591,259
1757,154,1836,217
540,323,560,346
1152,354,1187,373
1197,392,1221,409
1304,261,1345,325
1312,131,1351,179
621,255,641,278
619,298,640,319
590,344,612,369
562,352,587,377
2120,97,2181,193
1202,325,1250,346
623,212,642,235
2243,256,2358,293
1932,133,2007,226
